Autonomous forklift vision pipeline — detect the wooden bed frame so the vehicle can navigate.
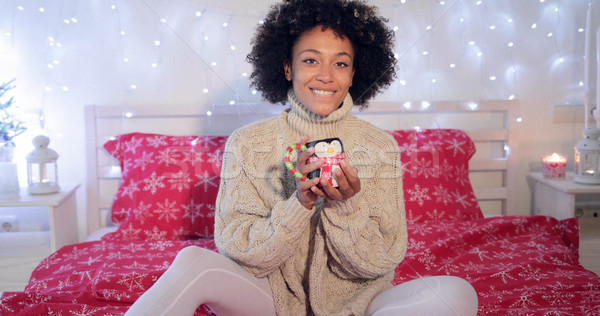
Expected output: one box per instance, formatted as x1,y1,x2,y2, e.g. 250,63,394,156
84,100,520,236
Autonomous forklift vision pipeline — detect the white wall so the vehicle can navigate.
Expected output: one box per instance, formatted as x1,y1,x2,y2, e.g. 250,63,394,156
0,0,598,240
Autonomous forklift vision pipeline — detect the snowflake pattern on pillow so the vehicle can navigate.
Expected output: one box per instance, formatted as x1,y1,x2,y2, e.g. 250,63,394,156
103,133,228,240
389,129,483,223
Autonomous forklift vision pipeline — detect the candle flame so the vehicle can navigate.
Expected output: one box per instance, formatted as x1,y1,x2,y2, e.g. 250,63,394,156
544,153,566,163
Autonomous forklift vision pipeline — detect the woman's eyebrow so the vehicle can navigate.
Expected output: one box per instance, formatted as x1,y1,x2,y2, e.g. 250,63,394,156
298,49,353,58
336,52,353,59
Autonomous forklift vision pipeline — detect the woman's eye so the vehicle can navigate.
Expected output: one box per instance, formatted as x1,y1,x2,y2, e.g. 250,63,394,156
303,59,317,64
336,62,349,68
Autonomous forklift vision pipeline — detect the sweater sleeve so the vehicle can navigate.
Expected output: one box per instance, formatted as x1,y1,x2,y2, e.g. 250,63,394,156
214,130,315,278
320,129,407,280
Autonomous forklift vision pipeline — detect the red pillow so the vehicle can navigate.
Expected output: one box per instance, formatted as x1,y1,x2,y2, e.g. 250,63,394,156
388,129,483,223
102,133,228,240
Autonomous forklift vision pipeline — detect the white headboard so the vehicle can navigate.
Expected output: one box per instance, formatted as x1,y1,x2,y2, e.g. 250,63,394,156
84,100,519,235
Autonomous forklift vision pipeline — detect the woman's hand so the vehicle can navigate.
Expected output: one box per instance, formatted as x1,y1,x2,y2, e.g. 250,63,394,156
295,136,323,209
293,136,361,209
313,157,361,201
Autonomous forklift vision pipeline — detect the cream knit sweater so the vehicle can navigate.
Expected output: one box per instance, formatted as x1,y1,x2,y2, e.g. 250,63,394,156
215,90,407,316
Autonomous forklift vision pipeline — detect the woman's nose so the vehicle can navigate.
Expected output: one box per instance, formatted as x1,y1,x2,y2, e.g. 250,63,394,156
316,65,333,82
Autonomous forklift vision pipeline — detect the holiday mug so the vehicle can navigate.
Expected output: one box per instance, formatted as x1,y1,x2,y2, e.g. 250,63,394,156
284,137,345,187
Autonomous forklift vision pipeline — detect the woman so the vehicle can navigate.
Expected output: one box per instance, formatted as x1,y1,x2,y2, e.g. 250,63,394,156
125,1,478,315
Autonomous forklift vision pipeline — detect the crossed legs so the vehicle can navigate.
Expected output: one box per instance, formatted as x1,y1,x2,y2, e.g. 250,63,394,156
125,246,478,316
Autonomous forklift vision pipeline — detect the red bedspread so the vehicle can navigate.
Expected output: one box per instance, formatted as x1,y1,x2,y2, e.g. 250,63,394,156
2,216,599,315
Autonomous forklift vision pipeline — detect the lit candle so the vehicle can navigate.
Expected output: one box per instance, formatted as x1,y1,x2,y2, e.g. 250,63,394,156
40,163,47,183
542,153,567,179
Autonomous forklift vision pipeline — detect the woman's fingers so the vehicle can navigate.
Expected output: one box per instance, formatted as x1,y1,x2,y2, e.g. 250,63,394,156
340,159,361,194
319,179,341,200
295,136,322,178
334,168,355,198
299,151,322,175
294,135,321,209
319,160,361,201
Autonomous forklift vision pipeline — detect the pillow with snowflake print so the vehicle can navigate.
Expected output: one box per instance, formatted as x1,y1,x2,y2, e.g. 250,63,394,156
388,129,483,223
102,132,228,240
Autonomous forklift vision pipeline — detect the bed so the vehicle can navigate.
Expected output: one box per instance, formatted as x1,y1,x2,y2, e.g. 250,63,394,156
1,100,599,315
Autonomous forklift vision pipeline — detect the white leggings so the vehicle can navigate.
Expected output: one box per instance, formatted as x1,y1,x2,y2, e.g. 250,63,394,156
124,246,478,316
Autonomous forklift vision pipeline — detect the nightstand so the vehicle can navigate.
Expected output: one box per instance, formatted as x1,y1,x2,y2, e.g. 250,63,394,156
528,172,600,219
0,183,80,291
528,172,600,275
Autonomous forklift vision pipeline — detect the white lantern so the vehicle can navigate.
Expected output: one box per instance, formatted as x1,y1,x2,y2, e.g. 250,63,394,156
574,126,600,184
26,135,60,194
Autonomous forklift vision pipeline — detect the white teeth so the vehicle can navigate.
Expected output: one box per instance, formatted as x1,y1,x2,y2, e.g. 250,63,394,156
312,89,334,95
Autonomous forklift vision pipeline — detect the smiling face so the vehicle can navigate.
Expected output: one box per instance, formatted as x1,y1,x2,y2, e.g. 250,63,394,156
284,26,355,116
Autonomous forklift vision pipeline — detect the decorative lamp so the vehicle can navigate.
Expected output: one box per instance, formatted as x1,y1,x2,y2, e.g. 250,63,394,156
26,135,60,194
574,126,600,184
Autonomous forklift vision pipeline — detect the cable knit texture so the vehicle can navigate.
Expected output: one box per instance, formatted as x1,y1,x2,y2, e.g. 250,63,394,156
215,90,407,316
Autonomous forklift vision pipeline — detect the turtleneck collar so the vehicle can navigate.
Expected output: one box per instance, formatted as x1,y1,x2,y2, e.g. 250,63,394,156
283,88,354,141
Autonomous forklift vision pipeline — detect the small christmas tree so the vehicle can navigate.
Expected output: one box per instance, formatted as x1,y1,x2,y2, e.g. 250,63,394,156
0,78,26,148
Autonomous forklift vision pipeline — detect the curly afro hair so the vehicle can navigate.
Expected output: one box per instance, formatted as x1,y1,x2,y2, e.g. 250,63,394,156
247,0,397,108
